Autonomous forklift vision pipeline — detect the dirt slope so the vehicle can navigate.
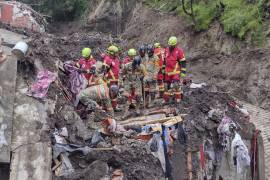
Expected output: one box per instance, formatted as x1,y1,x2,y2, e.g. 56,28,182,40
81,1,270,110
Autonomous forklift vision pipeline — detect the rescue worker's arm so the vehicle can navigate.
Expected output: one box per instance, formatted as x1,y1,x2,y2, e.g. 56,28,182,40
101,57,111,74
179,55,187,78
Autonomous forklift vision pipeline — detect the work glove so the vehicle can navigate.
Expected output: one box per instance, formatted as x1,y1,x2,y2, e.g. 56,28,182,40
161,65,166,74
180,72,186,79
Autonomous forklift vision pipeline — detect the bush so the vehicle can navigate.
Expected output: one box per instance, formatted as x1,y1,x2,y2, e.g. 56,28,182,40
19,0,88,21
146,0,267,45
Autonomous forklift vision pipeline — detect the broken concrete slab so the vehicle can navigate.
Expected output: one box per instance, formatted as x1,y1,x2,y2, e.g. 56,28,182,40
0,46,17,163
0,29,27,45
10,77,52,180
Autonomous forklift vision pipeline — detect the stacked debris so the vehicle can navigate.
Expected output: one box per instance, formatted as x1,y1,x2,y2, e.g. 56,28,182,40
16,32,260,180
0,1,47,32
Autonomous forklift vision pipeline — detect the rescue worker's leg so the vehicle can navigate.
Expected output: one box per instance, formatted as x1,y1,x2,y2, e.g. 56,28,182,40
78,88,100,111
122,84,132,118
134,81,143,115
149,80,157,107
109,82,120,112
157,72,165,98
163,75,171,104
144,81,150,108
171,74,181,103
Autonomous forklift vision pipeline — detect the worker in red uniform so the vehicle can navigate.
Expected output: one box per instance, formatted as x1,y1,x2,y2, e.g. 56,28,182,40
102,45,121,111
76,48,97,86
154,42,165,98
163,36,187,104
123,48,137,65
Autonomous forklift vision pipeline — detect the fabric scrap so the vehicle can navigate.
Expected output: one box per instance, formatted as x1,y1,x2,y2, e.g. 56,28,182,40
27,70,57,98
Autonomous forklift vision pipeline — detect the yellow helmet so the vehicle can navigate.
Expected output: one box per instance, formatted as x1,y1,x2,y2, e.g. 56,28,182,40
168,36,177,46
107,45,119,55
128,48,137,57
82,48,91,58
154,42,161,48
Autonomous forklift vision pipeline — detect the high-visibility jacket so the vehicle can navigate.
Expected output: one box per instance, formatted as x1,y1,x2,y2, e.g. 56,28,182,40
154,47,165,68
77,56,96,80
144,54,159,81
164,47,185,76
103,54,120,82
123,56,132,65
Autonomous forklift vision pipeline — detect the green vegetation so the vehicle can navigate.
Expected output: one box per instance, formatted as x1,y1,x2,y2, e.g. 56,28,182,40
145,0,270,45
19,0,88,21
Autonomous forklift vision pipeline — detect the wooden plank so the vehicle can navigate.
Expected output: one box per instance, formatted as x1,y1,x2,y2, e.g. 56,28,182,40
122,116,183,127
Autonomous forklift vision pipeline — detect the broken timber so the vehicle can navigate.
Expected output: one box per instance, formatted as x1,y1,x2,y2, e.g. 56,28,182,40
120,114,183,127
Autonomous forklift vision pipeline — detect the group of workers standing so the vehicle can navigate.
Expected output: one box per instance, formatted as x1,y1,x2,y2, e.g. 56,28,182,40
72,36,187,118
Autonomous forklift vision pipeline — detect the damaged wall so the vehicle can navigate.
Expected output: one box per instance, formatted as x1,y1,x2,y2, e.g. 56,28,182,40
0,1,46,32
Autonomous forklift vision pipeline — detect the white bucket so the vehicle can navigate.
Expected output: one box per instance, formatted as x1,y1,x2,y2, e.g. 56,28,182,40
12,41,28,59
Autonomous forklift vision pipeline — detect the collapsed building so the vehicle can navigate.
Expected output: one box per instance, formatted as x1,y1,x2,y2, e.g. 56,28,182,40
0,1,46,33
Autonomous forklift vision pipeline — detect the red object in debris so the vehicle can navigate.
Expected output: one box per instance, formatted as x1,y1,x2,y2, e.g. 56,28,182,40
200,144,205,170
228,101,237,108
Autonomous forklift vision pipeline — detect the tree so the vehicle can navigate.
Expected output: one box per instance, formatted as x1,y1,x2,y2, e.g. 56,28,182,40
181,0,196,26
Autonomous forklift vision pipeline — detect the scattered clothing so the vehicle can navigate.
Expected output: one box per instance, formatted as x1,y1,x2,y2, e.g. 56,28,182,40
64,61,87,95
217,116,236,152
190,83,206,89
53,143,91,159
231,133,251,175
27,70,57,98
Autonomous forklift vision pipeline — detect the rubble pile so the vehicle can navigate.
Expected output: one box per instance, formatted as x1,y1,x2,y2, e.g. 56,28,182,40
15,32,259,180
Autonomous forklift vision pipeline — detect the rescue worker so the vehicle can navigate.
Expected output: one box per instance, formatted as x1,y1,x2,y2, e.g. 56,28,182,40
123,48,137,65
139,45,148,66
76,48,97,86
154,42,165,98
121,56,147,118
77,83,119,117
163,36,187,104
101,45,121,111
144,44,159,107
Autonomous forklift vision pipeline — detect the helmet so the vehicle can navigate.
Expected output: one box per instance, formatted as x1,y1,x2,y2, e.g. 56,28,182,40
82,48,91,58
109,84,119,97
154,42,161,48
132,56,141,67
147,44,154,56
107,45,119,55
168,36,177,46
128,48,137,57
138,45,146,56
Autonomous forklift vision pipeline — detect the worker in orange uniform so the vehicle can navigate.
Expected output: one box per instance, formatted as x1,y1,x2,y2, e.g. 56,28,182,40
163,36,187,104
101,45,121,111
154,42,165,98
76,48,97,86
